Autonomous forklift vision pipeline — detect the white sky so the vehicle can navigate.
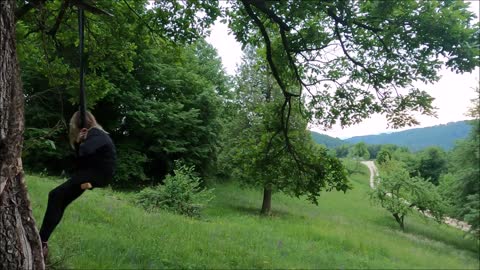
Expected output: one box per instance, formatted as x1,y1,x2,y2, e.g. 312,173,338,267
206,1,480,139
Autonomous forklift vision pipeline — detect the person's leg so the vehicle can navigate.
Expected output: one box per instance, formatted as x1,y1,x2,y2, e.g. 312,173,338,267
39,178,85,242
84,170,108,189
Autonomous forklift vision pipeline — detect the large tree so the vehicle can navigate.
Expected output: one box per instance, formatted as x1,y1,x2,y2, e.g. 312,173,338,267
0,0,44,268
221,47,349,214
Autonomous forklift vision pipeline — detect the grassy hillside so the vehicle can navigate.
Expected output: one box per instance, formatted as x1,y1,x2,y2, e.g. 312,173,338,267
345,120,473,151
310,131,346,148
28,166,478,269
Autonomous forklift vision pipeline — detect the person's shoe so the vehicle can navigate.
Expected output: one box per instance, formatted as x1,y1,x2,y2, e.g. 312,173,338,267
42,242,48,261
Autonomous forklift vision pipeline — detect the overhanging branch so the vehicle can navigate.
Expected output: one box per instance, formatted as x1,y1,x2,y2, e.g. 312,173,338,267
242,0,290,31
47,0,69,37
326,7,381,33
15,0,48,20
242,1,289,97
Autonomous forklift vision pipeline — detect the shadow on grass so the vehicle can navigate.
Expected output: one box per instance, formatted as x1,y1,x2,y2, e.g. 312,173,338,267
227,204,298,220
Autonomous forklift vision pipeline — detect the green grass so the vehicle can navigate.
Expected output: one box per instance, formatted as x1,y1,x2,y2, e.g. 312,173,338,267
27,164,479,269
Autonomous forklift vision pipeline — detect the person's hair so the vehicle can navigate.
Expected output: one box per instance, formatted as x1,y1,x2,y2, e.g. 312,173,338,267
69,111,105,148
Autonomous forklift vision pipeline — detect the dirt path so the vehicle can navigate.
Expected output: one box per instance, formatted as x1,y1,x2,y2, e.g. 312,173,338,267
360,161,471,232
361,161,377,188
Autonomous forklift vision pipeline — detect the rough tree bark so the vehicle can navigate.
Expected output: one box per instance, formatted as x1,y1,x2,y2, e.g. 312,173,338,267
0,0,45,269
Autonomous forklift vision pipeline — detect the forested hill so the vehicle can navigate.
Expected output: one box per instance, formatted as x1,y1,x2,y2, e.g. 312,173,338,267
310,131,346,148
344,120,473,151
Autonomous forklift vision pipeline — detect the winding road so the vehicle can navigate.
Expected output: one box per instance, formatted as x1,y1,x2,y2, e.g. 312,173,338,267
360,161,471,232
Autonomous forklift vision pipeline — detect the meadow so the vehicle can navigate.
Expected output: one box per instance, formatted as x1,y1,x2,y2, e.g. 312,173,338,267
27,164,479,269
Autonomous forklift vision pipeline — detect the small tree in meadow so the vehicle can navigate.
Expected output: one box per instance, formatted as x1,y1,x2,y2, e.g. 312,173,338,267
219,47,350,215
370,160,445,230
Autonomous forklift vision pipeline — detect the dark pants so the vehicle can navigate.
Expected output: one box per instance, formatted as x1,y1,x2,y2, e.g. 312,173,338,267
39,169,107,242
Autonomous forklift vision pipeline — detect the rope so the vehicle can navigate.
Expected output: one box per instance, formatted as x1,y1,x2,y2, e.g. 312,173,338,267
78,7,87,128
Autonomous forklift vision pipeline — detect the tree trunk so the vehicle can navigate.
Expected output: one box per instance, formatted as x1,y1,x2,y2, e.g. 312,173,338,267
260,186,272,215
0,1,45,269
260,77,273,216
393,213,405,231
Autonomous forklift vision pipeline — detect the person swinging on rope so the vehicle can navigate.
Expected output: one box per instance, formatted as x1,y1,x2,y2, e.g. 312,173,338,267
39,111,116,258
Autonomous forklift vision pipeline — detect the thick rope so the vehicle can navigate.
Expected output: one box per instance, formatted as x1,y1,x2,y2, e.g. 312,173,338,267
78,7,86,128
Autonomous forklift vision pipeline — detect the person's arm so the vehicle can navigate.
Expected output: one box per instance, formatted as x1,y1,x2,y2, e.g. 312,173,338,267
78,129,107,157
73,142,81,156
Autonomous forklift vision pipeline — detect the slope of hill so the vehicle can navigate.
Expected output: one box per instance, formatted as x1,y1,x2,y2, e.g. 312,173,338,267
28,169,478,269
345,120,473,151
310,131,346,148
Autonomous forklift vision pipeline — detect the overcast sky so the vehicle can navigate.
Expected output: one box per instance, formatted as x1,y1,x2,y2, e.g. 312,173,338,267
206,1,480,139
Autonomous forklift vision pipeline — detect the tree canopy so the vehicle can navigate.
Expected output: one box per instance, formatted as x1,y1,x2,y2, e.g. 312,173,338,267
14,1,479,182
226,0,479,130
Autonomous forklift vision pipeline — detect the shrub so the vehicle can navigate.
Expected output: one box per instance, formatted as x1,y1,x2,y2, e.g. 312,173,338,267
136,163,214,217
23,127,72,174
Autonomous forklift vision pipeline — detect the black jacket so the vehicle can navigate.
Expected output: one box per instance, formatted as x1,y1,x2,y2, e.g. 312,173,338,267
74,128,116,180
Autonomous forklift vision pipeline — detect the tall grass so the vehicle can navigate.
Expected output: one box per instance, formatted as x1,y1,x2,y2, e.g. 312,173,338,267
27,165,479,269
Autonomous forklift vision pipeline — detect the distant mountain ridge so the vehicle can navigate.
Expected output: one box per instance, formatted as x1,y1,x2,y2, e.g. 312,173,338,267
311,120,474,151
345,120,473,151
310,132,345,148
